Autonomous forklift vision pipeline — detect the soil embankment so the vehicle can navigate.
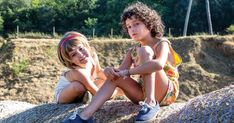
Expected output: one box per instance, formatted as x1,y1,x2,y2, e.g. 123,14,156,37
0,35,234,104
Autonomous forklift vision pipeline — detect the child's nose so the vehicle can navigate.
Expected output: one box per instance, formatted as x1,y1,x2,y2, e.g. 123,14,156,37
76,50,83,56
129,27,135,33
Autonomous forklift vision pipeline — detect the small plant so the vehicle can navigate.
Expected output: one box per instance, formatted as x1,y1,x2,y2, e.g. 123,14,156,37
226,25,234,34
45,46,55,57
194,32,210,36
10,58,29,76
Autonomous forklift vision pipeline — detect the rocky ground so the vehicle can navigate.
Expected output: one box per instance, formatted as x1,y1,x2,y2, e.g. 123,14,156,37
0,85,233,123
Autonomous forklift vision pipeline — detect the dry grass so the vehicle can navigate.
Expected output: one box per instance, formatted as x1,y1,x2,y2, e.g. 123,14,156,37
0,35,234,104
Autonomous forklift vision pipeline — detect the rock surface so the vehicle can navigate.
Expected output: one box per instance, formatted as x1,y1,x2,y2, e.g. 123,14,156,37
0,85,233,123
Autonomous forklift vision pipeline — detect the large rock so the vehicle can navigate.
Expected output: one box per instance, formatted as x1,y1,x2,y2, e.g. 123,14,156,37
0,85,233,123
161,84,234,123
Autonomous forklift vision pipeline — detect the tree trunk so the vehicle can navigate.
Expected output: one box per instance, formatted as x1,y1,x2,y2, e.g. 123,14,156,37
206,0,213,35
183,0,193,36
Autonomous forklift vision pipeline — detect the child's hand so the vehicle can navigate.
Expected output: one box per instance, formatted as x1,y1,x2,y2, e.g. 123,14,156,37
104,67,120,81
117,69,130,79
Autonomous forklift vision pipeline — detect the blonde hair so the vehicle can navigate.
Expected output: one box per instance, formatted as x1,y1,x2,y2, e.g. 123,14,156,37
57,31,94,69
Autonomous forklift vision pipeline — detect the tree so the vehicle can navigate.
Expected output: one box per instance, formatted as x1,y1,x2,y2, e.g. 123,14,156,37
205,0,213,35
0,16,3,34
0,0,30,13
183,0,193,36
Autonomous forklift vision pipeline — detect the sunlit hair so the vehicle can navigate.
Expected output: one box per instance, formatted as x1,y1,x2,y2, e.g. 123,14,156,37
57,31,93,69
121,2,165,37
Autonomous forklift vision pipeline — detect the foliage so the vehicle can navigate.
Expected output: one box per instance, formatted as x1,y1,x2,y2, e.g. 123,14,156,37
0,0,233,37
0,0,31,16
9,58,29,76
226,25,234,34
84,18,98,28
31,0,40,8
0,16,3,34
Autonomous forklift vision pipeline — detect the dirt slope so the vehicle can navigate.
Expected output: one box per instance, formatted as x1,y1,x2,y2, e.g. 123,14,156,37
0,35,233,104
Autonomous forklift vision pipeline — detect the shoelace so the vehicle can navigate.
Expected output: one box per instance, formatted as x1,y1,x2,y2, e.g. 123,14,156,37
68,106,86,120
139,101,160,110
139,101,153,111
69,110,79,120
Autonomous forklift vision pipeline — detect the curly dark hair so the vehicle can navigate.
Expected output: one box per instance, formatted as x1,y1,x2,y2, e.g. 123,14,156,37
121,2,165,37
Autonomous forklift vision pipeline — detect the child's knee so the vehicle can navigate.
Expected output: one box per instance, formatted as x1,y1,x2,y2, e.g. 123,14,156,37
137,46,154,61
105,77,123,86
71,82,86,93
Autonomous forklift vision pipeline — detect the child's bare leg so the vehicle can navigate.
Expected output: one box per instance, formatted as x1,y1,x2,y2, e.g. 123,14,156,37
93,78,123,97
80,80,116,119
137,46,156,105
142,73,156,104
80,77,144,120
58,81,86,104
94,79,104,88
114,77,144,104
155,70,170,102
134,46,161,122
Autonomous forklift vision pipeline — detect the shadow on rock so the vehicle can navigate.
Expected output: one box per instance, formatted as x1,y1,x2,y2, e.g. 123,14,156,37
0,84,233,123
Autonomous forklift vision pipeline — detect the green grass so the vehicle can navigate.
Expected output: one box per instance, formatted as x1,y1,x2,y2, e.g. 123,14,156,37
10,58,29,76
45,46,56,58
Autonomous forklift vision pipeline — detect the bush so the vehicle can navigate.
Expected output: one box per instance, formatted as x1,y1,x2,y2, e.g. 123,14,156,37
226,25,234,34
10,59,29,76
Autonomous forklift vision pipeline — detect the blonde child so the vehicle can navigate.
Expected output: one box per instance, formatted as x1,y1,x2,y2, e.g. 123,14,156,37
54,31,106,104
62,2,182,123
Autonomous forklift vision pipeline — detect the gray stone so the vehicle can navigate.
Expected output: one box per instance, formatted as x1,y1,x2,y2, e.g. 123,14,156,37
0,85,233,123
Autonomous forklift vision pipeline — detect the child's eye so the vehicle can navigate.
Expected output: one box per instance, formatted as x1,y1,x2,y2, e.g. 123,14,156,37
71,53,76,57
127,26,131,29
78,47,83,51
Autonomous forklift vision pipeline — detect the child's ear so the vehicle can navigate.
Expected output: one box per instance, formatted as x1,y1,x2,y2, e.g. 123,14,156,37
156,33,162,38
71,63,77,68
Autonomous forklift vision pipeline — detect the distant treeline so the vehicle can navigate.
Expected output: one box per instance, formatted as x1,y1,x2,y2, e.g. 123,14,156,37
0,0,233,37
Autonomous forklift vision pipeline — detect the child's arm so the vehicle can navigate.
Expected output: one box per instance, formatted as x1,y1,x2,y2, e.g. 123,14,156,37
92,51,106,80
118,48,133,70
65,69,99,95
104,48,133,80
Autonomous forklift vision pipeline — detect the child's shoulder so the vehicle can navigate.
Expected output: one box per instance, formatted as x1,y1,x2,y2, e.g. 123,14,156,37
66,68,85,76
154,37,171,48
160,37,171,44
128,43,141,51
65,68,88,82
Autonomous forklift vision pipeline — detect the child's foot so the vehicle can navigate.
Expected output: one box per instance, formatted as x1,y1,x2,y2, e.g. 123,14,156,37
61,110,93,123
82,91,92,104
135,101,160,123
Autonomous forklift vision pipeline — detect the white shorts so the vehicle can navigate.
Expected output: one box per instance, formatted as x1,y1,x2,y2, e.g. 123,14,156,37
54,75,70,103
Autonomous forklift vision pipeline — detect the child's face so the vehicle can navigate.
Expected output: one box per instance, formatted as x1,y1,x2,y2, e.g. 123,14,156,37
68,43,90,68
125,16,151,41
